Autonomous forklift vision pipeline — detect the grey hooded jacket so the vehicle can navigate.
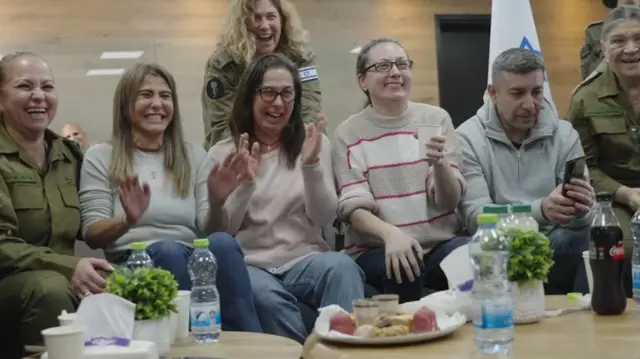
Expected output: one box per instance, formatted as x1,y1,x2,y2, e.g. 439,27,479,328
456,98,593,235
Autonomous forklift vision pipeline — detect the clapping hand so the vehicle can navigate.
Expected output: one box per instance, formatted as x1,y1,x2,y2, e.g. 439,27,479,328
301,114,325,165
207,133,260,205
118,175,150,225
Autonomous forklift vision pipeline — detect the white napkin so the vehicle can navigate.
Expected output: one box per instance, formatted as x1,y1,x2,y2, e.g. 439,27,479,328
314,304,466,338
439,243,473,289
74,293,136,345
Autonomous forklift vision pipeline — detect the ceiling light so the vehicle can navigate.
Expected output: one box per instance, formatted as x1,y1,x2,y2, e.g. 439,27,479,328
100,51,144,60
350,46,361,54
86,68,125,76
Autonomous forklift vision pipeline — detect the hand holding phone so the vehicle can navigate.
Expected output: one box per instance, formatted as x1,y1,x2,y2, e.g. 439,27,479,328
562,156,586,197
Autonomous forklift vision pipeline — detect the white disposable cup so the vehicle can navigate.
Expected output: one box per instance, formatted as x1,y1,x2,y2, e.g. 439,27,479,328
57,312,76,326
176,290,191,339
582,250,593,293
417,124,442,159
169,296,179,344
41,325,85,359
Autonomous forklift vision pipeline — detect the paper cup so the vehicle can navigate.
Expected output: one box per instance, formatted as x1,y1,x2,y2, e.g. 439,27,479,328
41,325,85,359
57,312,76,326
176,290,191,339
582,250,593,293
417,124,442,159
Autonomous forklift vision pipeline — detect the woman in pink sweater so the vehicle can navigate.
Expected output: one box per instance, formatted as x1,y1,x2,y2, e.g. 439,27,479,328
333,38,470,303
208,53,364,343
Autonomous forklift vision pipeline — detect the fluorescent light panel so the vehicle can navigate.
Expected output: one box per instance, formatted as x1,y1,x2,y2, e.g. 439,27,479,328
100,51,144,60
86,68,125,76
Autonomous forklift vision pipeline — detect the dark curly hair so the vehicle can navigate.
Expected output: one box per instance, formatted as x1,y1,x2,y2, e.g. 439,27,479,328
603,0,617,9
228,52,304,168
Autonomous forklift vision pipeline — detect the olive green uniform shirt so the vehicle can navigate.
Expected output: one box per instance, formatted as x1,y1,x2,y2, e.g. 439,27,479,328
0,122,83,281
201,48,323,151
580,21,604,80
567,61,640,242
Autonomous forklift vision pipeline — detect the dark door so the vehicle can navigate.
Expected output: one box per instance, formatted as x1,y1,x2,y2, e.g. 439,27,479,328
435,15,491,128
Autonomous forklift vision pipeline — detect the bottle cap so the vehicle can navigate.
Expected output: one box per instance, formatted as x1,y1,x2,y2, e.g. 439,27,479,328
595,192,613,202
194,238,209,247
482,204,509,214
511,204,532,213
130,242,147,250
477,213,499,224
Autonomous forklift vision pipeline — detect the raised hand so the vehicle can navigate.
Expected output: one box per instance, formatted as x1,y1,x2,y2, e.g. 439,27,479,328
301,113,325,165
207,133,261,205
425,135,447,166
118,175,151,225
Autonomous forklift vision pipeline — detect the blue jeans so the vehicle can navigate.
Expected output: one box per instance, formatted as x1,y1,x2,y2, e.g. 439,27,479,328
356,236,471,303
146,233,262,333
545,226,590,295
247,252,365,344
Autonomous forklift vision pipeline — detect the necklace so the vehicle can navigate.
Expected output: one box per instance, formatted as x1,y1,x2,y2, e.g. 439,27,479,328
259,139,280,151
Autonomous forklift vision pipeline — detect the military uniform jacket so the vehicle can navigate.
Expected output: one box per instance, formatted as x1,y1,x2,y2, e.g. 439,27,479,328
0,122,83,280
580,21,605,80
201,47,323,150
568,62,640,240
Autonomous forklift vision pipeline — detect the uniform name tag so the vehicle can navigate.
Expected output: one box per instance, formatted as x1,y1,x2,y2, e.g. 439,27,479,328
4,174,37,183
299,66,318,82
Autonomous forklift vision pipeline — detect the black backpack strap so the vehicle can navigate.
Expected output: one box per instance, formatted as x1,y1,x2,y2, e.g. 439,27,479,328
62,138,84,190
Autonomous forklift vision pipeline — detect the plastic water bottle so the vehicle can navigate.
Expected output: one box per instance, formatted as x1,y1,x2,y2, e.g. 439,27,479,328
482,204,511,230
469,213,514,357
187,238,221,343
126,242,153,269
630,200,640,305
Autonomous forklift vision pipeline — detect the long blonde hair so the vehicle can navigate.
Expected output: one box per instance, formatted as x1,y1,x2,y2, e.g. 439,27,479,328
218,0,310,66
109,63,191,198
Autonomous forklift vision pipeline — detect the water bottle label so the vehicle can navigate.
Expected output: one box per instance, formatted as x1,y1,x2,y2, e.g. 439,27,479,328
190,302,221,333
472,301,514,330
633,267,640,293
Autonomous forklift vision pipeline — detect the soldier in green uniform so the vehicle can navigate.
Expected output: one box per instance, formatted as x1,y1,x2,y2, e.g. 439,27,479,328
201,0,323,150
580,0,640,80
569,6,640,296
0,52,112,357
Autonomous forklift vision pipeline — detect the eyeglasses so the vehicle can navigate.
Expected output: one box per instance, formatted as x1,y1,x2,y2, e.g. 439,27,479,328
363,59,414,73
257,87,295,103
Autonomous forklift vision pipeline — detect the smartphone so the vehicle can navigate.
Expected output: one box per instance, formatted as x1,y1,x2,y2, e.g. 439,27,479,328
562,156,586,196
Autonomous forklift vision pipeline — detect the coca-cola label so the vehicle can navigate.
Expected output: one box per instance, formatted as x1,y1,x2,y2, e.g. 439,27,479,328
610,242,625,261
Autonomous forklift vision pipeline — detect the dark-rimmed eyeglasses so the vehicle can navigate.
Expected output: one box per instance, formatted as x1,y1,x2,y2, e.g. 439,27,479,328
363,59,414,73
257,87,295,103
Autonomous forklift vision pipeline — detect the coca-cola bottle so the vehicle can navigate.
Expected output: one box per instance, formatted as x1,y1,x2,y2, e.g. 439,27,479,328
590,192,627,315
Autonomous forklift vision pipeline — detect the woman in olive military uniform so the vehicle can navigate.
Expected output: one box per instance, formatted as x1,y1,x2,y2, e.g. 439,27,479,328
0,52,112,357
201,0,323,150
580,0,640,80
569,5,640,296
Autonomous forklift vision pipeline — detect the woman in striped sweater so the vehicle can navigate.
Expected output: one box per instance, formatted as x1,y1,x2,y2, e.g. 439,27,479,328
333,38,470,303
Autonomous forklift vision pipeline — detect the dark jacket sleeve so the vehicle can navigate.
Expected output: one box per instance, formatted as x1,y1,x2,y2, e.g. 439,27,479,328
201,53,238,151
299,50,323,125
0,174,79,280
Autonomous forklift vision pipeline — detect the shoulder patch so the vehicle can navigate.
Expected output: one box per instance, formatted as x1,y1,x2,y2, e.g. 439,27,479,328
299,65,318,82
206,77,225,100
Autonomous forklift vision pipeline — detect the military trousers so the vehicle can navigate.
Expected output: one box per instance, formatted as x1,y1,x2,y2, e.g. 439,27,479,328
0,270,77,357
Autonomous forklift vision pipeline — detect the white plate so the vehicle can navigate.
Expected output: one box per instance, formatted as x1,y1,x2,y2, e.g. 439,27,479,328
313,302,467,346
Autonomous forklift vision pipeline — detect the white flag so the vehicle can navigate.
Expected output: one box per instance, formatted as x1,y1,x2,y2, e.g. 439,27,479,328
487,0,556,114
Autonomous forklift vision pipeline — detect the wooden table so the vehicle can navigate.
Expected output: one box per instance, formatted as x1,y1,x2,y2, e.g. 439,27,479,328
302,296,640,359
172,331,302,359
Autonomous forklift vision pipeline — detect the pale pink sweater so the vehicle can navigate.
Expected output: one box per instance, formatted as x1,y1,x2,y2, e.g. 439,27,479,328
208,135,336,270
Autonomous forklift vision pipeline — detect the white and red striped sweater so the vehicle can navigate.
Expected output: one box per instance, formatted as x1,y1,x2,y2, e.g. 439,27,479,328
332,102,466,256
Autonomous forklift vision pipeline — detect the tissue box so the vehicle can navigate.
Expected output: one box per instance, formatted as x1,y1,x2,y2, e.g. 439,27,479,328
41,340,158,359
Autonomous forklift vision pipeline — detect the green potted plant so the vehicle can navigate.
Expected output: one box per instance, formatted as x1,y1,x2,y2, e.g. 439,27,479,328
107,267,178,355
505,228,554,324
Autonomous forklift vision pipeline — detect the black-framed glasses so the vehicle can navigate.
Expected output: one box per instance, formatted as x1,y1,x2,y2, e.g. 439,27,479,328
257,87,295,103
363,59,414,73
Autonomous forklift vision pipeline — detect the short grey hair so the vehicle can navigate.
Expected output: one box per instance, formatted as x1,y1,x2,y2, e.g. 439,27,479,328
602,5,640,41
491,48,545,84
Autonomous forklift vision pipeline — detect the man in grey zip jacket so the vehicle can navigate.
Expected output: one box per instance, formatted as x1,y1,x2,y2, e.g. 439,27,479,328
457,48,595,294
